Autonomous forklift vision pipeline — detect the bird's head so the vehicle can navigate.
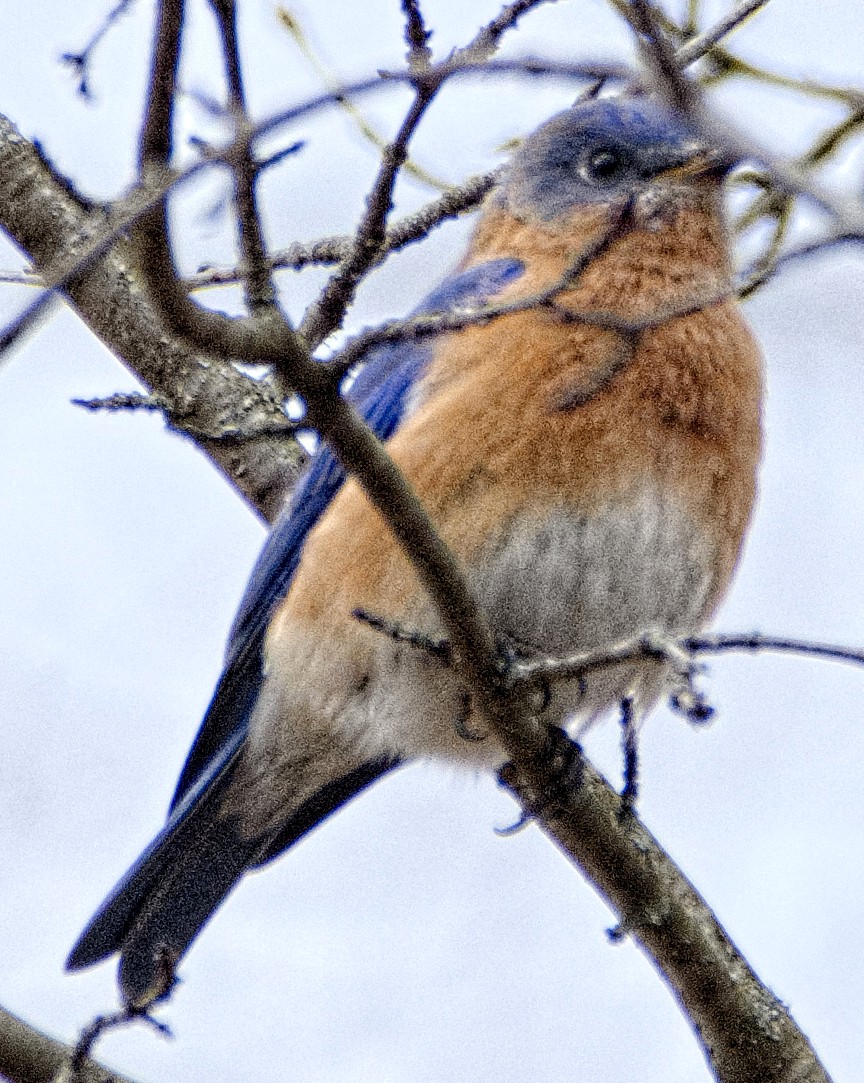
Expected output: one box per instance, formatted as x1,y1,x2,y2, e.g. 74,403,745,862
500,97,733,223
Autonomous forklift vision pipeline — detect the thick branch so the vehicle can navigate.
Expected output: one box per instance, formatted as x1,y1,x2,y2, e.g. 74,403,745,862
0,115,301,522
498,735,830,1083
0,1006,139,1083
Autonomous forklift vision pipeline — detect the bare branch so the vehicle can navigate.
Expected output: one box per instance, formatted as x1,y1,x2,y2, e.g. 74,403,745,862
209,0,277,311
685,631,864,669
0,1004,140,1083
60,0,137,99
497,726,829,1083
0,268,41,286
353,606,451,660
458,0,563,64
184,169,497,290
327,201,733,383
0,175,180,370
133,0,306,368
252,59,628,145
71,389,302,445
399,626,864,692
276,6,448,191
401,0,433,70
300,76,444,347
72,390,168,413
740,231,864,297
674,0,773,68
0,114,303,521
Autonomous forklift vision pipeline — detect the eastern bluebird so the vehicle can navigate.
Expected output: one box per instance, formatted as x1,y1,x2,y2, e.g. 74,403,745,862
67,96,762,1007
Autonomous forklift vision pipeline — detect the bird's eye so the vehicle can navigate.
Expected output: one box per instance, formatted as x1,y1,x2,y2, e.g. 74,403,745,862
579,145,630,185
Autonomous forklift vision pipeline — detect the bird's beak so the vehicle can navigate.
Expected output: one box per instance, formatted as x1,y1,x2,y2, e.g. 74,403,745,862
660,146,737,182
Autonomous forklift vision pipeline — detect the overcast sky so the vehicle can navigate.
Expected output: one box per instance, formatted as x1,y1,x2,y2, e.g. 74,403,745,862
2,2,864,1081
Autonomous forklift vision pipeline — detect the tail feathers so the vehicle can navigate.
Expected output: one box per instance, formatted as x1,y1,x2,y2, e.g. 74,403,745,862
117,810,263,1007
67,752,401,1007
66,730,247,986
253,756,400,866
114,760,402,1005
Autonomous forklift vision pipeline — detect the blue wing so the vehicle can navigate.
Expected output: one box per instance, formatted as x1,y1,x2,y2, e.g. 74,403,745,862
168,256,524,813
66,258,524,974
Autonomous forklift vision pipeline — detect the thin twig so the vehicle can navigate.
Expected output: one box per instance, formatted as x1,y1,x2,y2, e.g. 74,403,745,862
72,391,167,413
353,607,451,660
300,76,444,347
674,0,773,68
458,0,562,64
401,0,433,70
508,630,864,688
60,0,137,98
739,231,863,296
133,0,306,368
72,389,302,445
253,60,627,149
209,0,276,311
353,612,864,708
801,105,864,167
326,201,730,381
276,6,448,191
702,52,864,106
185,169,497,290
736,196,793,297
685,632,864,668
0,268,42,286
619,697,639,814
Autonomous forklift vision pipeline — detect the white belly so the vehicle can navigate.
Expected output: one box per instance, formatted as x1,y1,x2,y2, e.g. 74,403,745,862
323,489,716,767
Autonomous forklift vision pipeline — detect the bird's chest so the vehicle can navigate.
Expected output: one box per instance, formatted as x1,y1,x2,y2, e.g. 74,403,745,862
469,493,715,655
339,489,715,766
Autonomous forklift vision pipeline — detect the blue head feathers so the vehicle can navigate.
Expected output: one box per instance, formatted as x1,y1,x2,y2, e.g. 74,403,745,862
502,97,718,221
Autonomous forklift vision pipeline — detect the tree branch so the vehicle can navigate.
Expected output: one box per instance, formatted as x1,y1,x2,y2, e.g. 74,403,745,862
0,1005,140,1083
674,0,773,68
183,169,497,290
299,75,443,347
209,0,278,312
498,735,829,1083
0,114,302,522
2,2,856,1077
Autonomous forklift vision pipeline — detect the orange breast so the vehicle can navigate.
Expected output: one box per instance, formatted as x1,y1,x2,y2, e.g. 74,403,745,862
271,190,762,652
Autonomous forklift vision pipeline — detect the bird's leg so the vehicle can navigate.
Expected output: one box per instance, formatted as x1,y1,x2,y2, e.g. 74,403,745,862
453,689,488,743
497,724,585,829
619,695,639,819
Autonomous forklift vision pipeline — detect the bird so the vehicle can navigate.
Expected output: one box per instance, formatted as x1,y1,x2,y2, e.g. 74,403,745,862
67,95,763,1008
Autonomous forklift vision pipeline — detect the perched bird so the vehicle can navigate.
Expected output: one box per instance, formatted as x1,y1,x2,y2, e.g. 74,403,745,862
67,96,762,1007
